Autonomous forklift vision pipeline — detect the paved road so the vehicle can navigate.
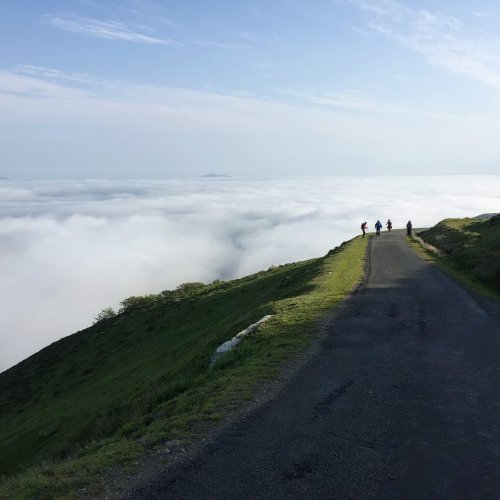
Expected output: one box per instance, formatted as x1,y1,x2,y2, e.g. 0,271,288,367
127,233,500,499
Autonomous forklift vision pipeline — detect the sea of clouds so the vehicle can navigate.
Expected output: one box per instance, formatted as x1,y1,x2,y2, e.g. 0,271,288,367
1,175,499,371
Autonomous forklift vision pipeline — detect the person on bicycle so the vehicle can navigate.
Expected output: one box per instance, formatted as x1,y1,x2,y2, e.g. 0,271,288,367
375,220,382,237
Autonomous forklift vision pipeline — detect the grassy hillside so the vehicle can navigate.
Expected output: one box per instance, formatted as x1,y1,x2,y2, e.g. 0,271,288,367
0,236,367,499
417,215,500,294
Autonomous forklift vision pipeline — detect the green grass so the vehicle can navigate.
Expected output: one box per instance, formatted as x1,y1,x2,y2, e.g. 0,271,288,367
409,214,500,298
0,236,367,499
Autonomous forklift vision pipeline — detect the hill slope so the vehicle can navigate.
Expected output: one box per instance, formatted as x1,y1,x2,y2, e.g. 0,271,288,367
418,215,500,293
0,236,367,498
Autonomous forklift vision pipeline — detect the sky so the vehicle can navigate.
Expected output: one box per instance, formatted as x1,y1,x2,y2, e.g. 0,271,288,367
1,0,500,178
1,175,499,371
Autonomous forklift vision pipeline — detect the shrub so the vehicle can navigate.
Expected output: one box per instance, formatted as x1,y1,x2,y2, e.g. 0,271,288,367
93,308,116,324
119,295,159,313
175,282,206,297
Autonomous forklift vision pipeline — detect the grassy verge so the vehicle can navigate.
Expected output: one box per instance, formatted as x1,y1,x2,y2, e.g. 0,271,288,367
417,215,500,294
407,232,500,300
0,236,367,499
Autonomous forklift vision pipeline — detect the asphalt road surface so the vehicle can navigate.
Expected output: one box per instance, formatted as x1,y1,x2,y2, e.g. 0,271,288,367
127,233,500,499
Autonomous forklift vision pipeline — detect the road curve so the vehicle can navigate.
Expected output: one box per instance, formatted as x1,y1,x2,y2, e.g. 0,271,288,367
126,233,500,499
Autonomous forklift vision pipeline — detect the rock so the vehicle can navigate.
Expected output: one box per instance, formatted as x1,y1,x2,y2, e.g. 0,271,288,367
164,439,182,449
209,315,273,369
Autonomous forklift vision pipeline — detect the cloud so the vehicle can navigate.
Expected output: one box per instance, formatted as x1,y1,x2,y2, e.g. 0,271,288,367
14,65,107,86
284,88,408,113
1,176,499,372
345,0,408,18
43,13,180,45
193,40,253,51
346,0,500,93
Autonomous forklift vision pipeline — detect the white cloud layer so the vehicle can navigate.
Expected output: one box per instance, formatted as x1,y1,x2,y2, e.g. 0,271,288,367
1,176,499,372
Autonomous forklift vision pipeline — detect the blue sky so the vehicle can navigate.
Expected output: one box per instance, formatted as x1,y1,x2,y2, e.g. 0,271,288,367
1,0,500,178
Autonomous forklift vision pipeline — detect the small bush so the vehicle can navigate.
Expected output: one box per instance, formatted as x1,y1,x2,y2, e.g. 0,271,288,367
119,295,158,313
160,282,208,304
175,282,207,296
93,308,116,324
